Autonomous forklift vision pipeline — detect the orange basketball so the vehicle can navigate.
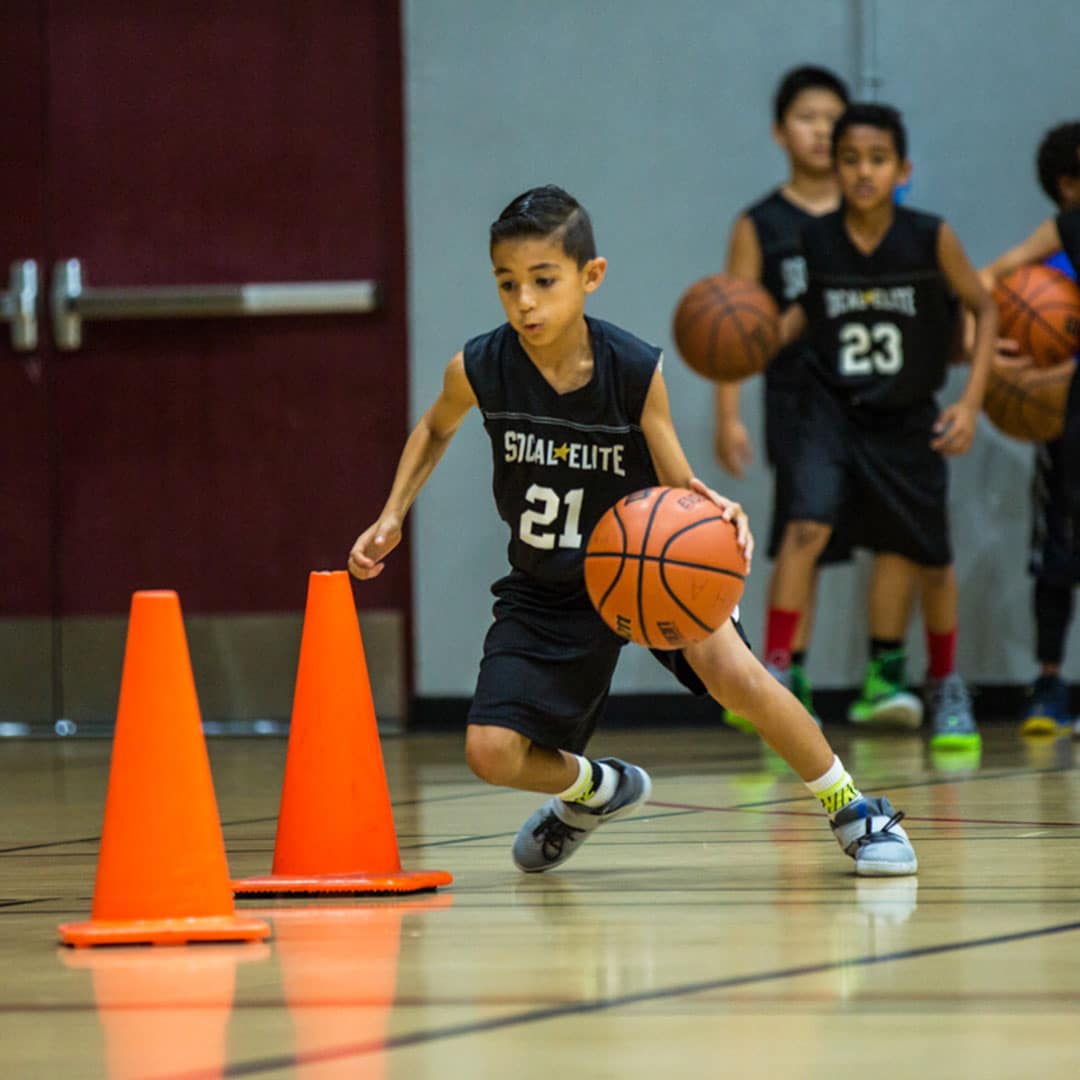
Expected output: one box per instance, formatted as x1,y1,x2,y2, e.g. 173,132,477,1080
672,273,780,382
983,357,1075,442
993,265,1080,367
584,486,747,650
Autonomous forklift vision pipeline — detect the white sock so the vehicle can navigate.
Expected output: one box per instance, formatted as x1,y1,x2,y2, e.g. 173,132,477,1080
557,756,618,808
806,755,862,818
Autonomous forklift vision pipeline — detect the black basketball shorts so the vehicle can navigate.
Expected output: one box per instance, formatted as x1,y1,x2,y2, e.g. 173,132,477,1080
787,378,951,567
765,378,855,564
1029,438,1080,586
467,571,714,753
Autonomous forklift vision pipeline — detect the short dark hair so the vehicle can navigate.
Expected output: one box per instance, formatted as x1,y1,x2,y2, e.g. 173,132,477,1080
832,102,907,160
773,65,850,124
489,185,597,267
1036,121,1080,205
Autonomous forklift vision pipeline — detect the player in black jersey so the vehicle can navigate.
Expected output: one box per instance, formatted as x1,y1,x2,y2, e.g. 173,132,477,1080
348,185,917,876
767,104,997,752
981,121,1080,736
716,67,931,733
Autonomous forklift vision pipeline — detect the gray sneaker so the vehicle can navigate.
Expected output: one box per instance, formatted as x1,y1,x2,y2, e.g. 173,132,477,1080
831,796,918,877
511,757,652,873
928,673,980,750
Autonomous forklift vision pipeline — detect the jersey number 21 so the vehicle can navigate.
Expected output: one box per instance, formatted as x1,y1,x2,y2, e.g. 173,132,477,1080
520,484,584,549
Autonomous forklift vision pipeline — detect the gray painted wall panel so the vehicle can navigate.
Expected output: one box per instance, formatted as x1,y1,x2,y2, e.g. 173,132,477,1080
403,0,1079,695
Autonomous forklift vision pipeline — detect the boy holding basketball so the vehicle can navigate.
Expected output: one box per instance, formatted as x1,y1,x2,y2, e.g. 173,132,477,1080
767,104,998,750
716,67,930,732
980,121,1080,734
349,184,917,877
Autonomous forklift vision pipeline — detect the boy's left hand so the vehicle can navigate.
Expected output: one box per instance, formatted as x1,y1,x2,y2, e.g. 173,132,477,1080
931,400,978,455
688,477,754,570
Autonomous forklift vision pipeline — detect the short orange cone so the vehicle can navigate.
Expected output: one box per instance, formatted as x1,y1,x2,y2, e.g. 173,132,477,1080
233,571,452,895
58,590,270,947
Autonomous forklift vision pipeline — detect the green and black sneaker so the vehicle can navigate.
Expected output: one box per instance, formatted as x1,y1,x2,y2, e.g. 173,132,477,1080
848,650,924,729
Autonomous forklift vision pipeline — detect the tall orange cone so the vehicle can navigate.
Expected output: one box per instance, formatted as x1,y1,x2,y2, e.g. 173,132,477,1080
58,590,270,947
233,571,452,895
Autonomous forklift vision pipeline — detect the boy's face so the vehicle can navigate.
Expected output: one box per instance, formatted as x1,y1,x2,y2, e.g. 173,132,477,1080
774,89,847,175
835,125,911,213
491,236,605,348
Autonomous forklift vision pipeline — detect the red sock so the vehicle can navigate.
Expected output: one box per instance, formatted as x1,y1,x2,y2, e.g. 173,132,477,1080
926,627,957,679
764,609,800,670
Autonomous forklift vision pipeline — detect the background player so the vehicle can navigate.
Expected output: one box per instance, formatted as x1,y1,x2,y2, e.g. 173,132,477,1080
980,120,1080,735
349,184,917,876
716,66,932,732
766,104,998,750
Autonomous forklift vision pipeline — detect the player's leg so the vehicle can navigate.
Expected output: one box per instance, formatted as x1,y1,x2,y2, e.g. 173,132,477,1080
466,579,651,873
920,562,978,749
1022,439,1076,733
1021,579,1073,734
684,621,917,876
849,553,924,728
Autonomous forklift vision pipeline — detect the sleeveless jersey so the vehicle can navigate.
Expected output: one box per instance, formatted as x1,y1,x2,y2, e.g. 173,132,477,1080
1057,208,1080,271
744,189,817,387
463,316,660,587
800,206,954,410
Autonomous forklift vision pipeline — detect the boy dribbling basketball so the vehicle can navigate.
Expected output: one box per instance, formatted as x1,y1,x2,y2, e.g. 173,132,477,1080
768,104,998,750
980,121,1080,734
349,184,917,877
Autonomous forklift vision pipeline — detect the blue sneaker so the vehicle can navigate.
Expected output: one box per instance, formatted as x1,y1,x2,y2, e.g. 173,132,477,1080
831,796,918,877
1020,674,1071,736
511,758,652,873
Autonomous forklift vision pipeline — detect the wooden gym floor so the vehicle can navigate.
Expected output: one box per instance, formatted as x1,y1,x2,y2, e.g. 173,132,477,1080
2,723,1079,1078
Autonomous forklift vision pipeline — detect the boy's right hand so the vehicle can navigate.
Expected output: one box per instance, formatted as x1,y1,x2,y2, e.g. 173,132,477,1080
348,516,402,580
714,417,753,479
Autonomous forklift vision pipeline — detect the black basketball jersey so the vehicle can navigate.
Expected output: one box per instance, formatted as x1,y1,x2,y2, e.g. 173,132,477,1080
800,206,954,410
1058,208,1080,270
463,316,660,587
744,189,818,386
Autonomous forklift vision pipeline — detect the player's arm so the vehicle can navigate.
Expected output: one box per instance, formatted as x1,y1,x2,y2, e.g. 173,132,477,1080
714,215,763,477
933,223,998,455
643,363,753,565
778,301,808,349
980,217,1063,288
348,352,477,580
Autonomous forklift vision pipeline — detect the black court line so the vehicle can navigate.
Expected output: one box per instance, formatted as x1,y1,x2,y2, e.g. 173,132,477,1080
147,918,1080,1080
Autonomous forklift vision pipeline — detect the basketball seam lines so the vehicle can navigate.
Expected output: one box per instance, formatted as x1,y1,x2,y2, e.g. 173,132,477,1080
636,490,670,648
586,552,744,579
596,507,628,615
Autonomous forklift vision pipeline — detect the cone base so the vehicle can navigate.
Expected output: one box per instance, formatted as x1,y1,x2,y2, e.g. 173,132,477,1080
231,868,453,896
58,914,271,948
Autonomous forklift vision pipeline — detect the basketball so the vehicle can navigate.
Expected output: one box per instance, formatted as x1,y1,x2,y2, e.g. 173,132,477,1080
993,265,1080,367
983,357,1075,442
672,273,780,382
584,486,747,650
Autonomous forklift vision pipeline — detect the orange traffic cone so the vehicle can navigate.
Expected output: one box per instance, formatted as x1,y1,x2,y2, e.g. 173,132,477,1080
233,571,452,896
58,590,270,947
61,941,269,1078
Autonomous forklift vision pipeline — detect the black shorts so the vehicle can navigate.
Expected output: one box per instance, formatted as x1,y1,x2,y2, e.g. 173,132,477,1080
787,377,951,567
467,571,713,752
1030,438,1080,586
765,379,854,563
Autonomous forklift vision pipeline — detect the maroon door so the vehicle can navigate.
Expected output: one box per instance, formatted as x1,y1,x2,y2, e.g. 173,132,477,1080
1,3,410,729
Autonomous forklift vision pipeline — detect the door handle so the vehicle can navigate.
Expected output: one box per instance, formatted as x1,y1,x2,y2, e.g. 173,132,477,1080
50,258,382,350
1,260,39,351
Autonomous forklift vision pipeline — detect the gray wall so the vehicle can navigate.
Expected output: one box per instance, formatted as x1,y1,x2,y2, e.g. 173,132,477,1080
403,0,1080,697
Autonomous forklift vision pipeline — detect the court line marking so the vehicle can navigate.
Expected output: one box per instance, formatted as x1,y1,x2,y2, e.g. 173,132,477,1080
146,918,1080,1080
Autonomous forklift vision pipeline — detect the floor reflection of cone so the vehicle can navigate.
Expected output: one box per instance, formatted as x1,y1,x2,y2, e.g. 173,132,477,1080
58,591,270,947
233,572,451,896
254,899,453,1078
62,942,269,1079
